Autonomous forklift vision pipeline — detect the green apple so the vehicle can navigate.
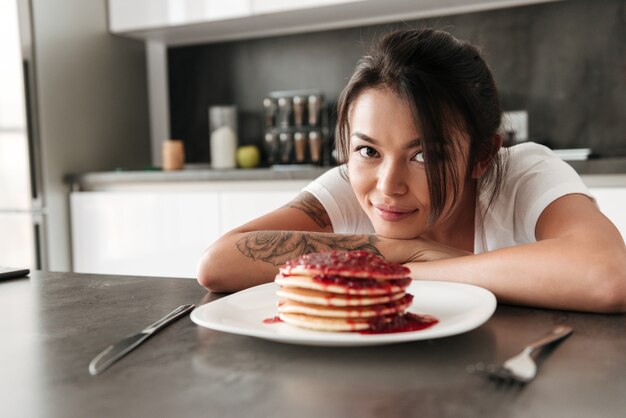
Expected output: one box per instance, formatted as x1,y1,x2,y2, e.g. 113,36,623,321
236,145,261,169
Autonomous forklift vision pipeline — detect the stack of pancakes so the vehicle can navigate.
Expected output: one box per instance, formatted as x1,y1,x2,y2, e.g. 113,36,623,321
274,250,413,332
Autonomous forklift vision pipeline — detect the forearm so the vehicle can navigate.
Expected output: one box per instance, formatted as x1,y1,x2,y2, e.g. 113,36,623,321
197,230,384,292
406,236,626,313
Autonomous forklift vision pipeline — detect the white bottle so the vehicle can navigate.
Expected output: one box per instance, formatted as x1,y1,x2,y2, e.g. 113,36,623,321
210,125,236,169
209,106,237,169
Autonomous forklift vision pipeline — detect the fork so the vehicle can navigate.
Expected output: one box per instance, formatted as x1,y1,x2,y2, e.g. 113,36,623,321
477,325,573,383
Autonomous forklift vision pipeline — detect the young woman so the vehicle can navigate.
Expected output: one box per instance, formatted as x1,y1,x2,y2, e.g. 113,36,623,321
197,28,626,313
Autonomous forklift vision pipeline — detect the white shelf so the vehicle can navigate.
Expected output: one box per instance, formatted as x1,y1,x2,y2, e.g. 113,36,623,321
108,0,564,46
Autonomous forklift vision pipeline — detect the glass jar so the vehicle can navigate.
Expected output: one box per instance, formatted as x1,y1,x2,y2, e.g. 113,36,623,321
209,106,237,169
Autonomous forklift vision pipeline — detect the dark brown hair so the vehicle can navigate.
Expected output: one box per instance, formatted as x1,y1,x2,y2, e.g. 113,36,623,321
336,28,506,223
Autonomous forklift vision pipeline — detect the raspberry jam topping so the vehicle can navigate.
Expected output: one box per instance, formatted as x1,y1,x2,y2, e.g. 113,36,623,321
359,313,438,334
262,316,283,324
362,294,414,314
281,250,410,278
311,275,411,290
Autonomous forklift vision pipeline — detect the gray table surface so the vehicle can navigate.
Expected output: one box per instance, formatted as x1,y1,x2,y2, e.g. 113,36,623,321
2,271,625,418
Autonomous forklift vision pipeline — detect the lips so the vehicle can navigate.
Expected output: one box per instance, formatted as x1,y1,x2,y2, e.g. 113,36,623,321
372,203,418,222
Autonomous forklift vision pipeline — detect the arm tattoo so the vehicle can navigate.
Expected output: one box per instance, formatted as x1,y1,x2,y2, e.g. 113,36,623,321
284,192,331,229
236,231,382,266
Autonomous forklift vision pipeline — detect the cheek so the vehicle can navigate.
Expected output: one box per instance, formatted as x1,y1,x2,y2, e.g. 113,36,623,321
347,163,371,202
415,174,430,208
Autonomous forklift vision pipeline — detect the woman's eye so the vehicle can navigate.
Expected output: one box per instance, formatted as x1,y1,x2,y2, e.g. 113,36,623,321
413,151,425,163
357,146,379,158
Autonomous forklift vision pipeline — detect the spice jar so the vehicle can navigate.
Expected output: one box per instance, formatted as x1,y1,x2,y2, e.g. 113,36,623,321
162,140,185,171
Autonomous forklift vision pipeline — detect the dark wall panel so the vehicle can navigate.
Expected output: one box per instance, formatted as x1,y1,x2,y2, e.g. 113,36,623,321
169,0,625,163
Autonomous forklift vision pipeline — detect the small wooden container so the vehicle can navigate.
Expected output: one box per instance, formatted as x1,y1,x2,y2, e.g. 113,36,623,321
162,140,185,170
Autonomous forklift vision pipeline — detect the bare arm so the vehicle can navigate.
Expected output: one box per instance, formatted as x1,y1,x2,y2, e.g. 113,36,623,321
197,192,384,292
405,194,626,313
198,191,473,292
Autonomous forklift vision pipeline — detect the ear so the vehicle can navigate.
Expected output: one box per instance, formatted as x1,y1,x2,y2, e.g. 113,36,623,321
472,134,502,179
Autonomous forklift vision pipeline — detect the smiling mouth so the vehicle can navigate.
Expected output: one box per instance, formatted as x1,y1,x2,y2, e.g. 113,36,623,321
373,205,418,222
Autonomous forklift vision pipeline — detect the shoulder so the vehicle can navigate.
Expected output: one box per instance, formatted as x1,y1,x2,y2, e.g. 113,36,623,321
302,165,373,233
500,142,584,184
302,166,351,202
504,142,561,169
477,142,591,248
498,141,588,198
308,165,349,186
504,143,589,237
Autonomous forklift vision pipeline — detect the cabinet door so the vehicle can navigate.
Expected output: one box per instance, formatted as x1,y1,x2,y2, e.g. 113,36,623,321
589,188,626,240
219,190,300,234
251,0,360,14
71,191,220,278
108,0,252,32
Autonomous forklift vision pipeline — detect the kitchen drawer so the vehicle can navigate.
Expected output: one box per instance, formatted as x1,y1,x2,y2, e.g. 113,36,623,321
588,187,626,240
69,180,309,278
71,191,220,278
219,190,300,233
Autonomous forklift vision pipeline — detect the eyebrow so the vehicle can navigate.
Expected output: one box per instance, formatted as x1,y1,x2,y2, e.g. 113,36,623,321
351,131,421,149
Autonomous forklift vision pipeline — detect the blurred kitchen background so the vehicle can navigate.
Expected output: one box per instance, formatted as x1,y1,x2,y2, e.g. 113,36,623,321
1,0,624,278
167,0,625,163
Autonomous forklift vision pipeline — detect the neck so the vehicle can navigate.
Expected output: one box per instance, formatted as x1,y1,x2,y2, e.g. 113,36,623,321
423,180,477,252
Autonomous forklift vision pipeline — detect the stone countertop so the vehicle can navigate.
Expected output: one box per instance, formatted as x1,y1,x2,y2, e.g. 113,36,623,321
67,165,331,190
67,158,626,191
3,270,626,418
567,157,626,175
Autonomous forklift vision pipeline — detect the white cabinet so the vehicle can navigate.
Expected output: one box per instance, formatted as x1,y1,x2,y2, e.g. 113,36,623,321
220,190,296,233
582,175,626,240
70,176,626,278
71,191,220,278
108,0,252,32
588,188,626,240
70,180,308,278
251,0,360,14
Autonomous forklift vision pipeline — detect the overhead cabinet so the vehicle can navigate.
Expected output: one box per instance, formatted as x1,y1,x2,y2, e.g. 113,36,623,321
107,0,564,46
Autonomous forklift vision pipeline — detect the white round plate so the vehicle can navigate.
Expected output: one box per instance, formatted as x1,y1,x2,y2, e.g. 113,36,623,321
191,281,496,346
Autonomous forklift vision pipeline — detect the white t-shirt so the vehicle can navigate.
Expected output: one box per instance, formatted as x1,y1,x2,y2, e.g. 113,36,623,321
302,142,592,253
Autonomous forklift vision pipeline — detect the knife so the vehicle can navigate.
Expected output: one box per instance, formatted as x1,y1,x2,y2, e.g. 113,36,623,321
89,304,195,375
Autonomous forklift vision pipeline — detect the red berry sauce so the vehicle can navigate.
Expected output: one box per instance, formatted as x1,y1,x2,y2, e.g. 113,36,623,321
359,313,438,334
312,275,411,290
281,250,410,278
262,316,283,324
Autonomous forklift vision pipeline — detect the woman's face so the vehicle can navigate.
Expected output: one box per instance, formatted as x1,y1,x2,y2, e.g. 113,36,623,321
347,87,472,239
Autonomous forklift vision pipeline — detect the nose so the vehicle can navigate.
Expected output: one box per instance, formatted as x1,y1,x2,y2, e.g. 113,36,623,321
377,159,409,196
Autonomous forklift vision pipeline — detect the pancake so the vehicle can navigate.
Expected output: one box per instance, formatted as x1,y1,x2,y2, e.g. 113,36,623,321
278,312,402,332
277,286,406,307
278,312,373,332
277,294,414,318
279,250,410,280
274,273,411,296
273,250,415,333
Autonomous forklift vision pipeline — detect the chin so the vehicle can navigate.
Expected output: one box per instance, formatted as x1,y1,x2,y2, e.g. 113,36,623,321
372,224,423,240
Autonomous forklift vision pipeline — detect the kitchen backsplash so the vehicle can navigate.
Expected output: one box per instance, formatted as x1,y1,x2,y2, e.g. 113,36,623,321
168,0,625,164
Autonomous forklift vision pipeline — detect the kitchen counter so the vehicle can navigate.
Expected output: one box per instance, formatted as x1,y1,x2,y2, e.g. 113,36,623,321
567,157,626,175
67,166,330,191
67,157,626,191
3,270,625,418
